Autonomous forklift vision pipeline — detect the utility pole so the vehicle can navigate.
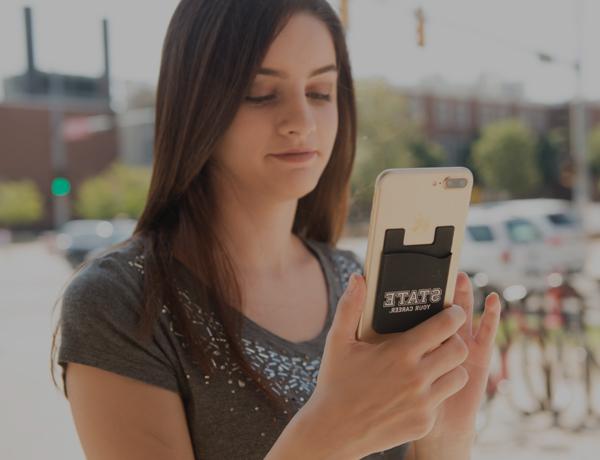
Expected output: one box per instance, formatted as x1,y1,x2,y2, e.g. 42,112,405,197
571,0,589,230
537,0,588,227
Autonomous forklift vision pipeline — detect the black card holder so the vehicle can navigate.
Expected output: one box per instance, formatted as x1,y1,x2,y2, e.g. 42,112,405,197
372,227,454,334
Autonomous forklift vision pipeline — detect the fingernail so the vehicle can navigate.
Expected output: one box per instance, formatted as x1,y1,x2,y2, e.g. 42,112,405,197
489,293,501,312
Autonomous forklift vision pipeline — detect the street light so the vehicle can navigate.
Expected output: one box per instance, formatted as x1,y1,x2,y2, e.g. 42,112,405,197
536,0,589,231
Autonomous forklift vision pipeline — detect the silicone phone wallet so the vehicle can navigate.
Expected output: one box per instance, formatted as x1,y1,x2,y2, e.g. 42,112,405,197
372,226,454,334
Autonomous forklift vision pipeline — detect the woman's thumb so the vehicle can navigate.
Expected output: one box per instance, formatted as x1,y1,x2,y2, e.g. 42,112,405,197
330,272,366,342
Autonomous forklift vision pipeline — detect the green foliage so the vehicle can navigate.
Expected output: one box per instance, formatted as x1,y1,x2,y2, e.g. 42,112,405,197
350,78,445,220
0,180,44,225
536,129,565,185
74,163,151,219
472,119,541,197
588,125,600,175
407,134,446,167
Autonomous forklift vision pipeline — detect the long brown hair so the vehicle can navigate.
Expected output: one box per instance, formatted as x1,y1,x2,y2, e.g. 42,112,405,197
51,0,357,421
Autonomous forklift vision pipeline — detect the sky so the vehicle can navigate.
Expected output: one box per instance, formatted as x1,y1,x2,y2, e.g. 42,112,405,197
0,0,598,105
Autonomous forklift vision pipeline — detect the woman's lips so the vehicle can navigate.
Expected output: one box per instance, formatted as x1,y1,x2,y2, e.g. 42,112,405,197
269,150,317,163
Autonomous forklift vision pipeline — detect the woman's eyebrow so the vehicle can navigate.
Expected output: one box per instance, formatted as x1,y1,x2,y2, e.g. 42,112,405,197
256,64,338,78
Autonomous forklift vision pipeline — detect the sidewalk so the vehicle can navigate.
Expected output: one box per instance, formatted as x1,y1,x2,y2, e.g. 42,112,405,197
473,392,600,459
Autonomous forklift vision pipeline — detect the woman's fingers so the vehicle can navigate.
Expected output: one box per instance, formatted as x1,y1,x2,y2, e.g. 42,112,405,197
452,272,474,338
396,304,466,357
429,365,469,409
420,334,468,384
474,292,502,352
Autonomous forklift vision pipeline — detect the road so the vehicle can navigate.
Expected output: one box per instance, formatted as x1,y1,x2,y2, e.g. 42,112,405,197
1,238,600,459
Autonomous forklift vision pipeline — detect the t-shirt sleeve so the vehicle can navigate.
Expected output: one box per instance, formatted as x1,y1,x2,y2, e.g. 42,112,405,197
346,249,364,274
330,246,365,297
340,247,364,275
57,254,180,399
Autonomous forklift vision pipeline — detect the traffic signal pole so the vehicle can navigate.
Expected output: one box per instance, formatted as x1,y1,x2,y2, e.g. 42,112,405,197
50,73,70,229
415,7,425,47
339,0,349,30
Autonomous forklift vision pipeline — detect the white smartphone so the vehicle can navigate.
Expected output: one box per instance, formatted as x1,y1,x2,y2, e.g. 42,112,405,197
356,167,474,344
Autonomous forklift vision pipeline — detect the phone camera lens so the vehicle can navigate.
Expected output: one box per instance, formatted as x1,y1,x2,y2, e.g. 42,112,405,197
444,177,467,188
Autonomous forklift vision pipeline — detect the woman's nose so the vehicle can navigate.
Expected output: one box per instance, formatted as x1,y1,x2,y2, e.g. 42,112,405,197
277,96,317,139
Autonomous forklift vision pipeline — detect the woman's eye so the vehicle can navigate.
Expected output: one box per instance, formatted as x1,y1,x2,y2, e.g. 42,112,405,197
244,92,332,105
307,92,332,101
245,94,276,104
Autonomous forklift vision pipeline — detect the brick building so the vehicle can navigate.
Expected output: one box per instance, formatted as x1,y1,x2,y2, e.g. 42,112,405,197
0,102,118,230
0,7,118,230
403,77,600,165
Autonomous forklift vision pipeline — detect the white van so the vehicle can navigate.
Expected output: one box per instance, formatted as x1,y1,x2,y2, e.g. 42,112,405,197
459,205,548,291
486,199,587,274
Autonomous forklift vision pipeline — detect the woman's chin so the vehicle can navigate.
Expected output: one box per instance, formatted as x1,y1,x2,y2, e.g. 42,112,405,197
269,177,320,201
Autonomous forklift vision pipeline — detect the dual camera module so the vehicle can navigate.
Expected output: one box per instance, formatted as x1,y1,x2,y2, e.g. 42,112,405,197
432,177,468,189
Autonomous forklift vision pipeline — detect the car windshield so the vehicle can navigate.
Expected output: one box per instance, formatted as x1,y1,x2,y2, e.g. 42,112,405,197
62,221,105,236
505,218,543,243
467,225,494,242
547,212,577,226
111,220,136,240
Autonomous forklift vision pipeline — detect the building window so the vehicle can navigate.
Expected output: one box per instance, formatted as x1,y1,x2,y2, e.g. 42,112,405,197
435,99,451,128
496,105,509,120
408,96,425,123
478,105,495,127
456,102,471,129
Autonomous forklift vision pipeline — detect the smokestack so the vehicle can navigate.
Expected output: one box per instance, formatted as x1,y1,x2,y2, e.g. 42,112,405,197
102,18,110,98
24,7,36,74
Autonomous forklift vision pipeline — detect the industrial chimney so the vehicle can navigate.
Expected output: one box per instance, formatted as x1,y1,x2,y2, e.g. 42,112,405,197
101,18,111,99
24,6,36,75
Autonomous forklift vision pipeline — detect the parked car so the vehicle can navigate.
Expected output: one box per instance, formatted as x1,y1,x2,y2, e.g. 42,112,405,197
485,199,587,274
56,218,137,268
459,205,549,291
0,228,11,246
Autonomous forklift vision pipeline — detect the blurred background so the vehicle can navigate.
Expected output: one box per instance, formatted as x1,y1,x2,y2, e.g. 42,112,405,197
1,0,599,458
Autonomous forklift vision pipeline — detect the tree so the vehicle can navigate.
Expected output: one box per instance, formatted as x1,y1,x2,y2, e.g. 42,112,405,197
350,78,445,221
75,163,151,219
472,119,541,198
0,180,44,226
588,125,600,174
407,133,446,168
588,125,600,199
536,128,571,199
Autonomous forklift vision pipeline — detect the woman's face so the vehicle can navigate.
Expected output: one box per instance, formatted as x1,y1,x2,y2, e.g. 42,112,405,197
214,13,339,202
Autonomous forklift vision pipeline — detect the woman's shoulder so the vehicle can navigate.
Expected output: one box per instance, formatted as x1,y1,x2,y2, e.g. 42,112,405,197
61,237,146,315
57,236,181,396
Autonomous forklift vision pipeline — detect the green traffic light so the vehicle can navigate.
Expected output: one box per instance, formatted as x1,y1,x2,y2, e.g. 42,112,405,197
51,177,71,196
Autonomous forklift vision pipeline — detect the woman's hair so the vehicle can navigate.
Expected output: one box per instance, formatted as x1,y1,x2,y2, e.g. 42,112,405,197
51,0,356,421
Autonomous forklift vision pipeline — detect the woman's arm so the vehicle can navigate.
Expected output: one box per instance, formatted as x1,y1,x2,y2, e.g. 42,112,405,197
265,402,361,460
65,363,195,460
408,435,474,460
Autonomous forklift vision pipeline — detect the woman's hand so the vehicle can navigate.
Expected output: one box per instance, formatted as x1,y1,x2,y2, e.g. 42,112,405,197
295,273,472,459
413,271,502,454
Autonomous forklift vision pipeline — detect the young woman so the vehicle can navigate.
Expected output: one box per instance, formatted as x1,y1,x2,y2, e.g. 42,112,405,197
50,1,501,458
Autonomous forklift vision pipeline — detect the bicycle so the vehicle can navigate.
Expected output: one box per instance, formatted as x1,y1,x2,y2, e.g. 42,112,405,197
516,269,600,432
471,274,537,435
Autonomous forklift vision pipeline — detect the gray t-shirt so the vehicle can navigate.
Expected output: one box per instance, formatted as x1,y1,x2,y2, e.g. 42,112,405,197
58,235,409,459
